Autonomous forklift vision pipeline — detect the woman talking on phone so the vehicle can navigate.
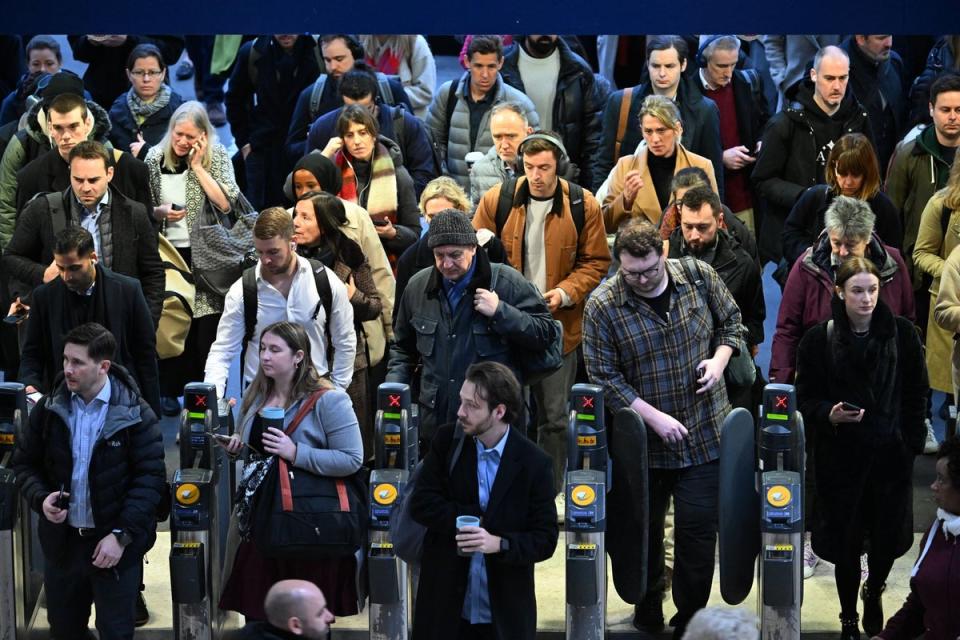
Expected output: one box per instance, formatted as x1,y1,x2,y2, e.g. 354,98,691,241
795,256,929,640
218,321,363,620
145,100,241,416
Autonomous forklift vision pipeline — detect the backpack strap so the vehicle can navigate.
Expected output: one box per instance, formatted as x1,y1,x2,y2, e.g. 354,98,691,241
246,44,261,87
307,259,335,368
308,74,328,122
444,79,459,132
45,192,68,236
495,177,519,236
614,86,634,162
567,181,586,237
240,266,258,368
392,108,406,154
376,72,395,105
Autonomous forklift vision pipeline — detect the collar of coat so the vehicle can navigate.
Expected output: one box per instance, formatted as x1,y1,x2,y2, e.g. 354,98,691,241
45,363,147,440
805,231,899,282
425,244,493,298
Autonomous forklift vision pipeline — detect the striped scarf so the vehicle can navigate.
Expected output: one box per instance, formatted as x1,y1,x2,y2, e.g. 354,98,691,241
335,143,400,264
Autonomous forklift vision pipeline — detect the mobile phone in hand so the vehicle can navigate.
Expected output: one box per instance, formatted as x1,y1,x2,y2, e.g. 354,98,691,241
840,401,862,412
56,484,69,509
373,218,389,227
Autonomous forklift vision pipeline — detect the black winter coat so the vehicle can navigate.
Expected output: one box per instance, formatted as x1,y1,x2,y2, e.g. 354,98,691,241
781,186,903,267
500,39,604,190
225,36,322,152
796,298,927,563
67,36,184,110
108,90,185,160
597,79,724,196
843,37,908,173
667,227,765,348
17,265,161,415
751,80,874,263
11,365,165,569
410,424,558,640
908,37,958,127
3,184,164,325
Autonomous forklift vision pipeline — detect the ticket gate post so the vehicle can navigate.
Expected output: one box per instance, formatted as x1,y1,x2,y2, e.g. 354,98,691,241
171,383,232,640
0,383,33,639
368,383,418,640
564,384,608,640
719,383,805,640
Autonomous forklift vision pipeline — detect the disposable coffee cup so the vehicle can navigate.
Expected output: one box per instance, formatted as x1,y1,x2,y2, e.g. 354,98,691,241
464,151,484,170
456,515,481,556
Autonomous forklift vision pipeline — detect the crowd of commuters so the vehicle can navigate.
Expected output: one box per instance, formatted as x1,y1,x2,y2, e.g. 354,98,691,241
2,31,960,640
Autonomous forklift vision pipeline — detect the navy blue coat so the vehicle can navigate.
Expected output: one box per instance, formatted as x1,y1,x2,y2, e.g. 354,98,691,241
108,90,184,160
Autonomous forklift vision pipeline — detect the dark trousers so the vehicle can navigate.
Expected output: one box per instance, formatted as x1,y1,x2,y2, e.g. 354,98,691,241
45,530,142,640
643,460,719,634
458,619,495,639
244,144,287,210
184,35,227,103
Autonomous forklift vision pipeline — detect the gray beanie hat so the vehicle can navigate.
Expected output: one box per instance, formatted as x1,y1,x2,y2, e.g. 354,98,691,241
427,209,478,248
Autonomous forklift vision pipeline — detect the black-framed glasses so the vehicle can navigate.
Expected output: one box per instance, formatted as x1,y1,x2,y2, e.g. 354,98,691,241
620,260,662,281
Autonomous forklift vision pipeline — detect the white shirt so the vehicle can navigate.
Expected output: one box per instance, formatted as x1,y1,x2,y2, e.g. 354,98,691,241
204,255,357,397
517,46,560,132
160,171,190,247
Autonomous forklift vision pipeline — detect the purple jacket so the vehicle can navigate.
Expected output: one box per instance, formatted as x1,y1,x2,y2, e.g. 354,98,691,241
769,232,916,384
879,521,960,640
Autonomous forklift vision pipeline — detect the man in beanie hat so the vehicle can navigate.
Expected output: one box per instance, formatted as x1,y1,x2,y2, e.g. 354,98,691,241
387,208,560,448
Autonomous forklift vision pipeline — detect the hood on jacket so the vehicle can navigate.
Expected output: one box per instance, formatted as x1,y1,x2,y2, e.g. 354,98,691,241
805,230,900,283
785,78,865,127
23,97,112,145
45,363,149,441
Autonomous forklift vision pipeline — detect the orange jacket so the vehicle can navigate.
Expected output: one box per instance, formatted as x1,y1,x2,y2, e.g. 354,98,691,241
474,177,611,354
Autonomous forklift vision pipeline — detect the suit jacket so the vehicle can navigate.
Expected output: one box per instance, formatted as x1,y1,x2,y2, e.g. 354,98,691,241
18,264,161,415
410,424,558,640
3,184,163,325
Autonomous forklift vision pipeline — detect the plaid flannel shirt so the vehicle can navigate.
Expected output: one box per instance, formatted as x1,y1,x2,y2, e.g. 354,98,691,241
583,258,744,469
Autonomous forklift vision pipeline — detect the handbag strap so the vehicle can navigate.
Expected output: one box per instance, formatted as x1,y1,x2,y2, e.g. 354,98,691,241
278,389,328,511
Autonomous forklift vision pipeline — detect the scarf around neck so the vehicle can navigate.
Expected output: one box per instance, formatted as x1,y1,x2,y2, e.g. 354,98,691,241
126,82,172,120
335,142,398,224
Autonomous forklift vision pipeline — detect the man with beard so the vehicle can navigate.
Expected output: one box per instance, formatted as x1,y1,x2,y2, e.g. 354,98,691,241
18,226,160,415
499,35,604,190
666,185,764,410
203,208,356,399
409,361,558,640
751,45,874,266
583,218,744,639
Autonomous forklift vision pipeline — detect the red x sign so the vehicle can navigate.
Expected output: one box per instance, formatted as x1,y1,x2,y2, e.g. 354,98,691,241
193,395,207,408
581,396,594,409
774,396,788,409
388,395,401,408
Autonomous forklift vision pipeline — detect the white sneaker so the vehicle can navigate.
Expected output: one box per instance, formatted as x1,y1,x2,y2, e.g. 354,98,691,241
924,419,940,454
803,539,819,579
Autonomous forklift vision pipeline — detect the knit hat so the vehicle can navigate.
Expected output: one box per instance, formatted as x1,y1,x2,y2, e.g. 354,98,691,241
41,71,85,107
427,209,477,248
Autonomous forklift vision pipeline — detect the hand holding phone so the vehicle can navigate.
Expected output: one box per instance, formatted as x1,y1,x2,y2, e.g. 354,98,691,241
840,401,862,412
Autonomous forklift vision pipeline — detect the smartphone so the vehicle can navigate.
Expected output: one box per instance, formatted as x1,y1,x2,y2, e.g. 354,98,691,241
2,312,25,325
840,401,863,412
55,484,69,509
170,203,184,211
696,366,706,380
372,218,389,227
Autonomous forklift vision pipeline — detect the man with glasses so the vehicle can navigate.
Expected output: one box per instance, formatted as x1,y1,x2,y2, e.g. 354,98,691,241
387,209,559,449
583,218,744,639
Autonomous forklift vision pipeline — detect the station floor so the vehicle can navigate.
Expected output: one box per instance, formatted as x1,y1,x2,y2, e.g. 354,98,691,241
39,528,926,638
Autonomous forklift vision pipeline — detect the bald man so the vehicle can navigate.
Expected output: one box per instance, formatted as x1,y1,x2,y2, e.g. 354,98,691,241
751,44,875,266
225,580,335,639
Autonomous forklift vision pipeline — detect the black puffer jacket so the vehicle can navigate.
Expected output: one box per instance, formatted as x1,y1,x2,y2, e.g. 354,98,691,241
108,89,185,160
751,80,873,263
500,39,604,190
11,364,166,569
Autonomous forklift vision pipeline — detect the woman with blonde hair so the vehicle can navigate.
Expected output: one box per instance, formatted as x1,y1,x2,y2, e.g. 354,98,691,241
219,321,363,620
782,132,902,267
145,100,241,415
601,94,717,233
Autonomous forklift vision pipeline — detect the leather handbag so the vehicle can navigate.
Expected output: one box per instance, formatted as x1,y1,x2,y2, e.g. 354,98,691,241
251,389,368,558
190,190,258,297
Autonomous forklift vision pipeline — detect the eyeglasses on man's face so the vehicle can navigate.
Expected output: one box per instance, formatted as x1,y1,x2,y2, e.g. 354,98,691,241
620,261,661,281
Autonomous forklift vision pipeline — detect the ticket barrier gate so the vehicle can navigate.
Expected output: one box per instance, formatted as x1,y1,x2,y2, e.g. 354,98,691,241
719,383,805,639
564,384,609,640
171,383,234,640
368,383,419,640
0,383,42,639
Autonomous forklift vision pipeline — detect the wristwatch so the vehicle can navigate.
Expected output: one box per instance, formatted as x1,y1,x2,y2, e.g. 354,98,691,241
499,537,510,553
111,528,133,547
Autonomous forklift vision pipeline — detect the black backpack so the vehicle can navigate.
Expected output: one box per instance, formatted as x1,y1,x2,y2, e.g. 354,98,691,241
240,259,333,367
